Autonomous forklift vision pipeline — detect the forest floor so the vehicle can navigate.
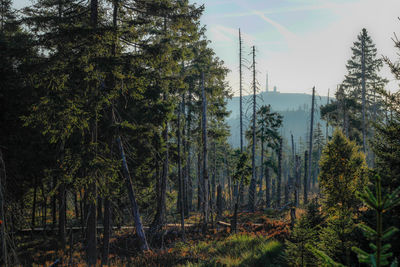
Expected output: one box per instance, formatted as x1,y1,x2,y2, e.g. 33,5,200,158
16,210,296,266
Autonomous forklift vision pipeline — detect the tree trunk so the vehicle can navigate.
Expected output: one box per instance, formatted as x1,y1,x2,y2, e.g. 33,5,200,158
306,86,315,204
0,150,7,266
152,97,168,231
87,183,97,266
294,155,300,207
303,151,308,205
259,126,264,200
87,0,99,264
248,45,257,212
58,181,66,249
186,88,193,213
97,197,103,222
361,34,367,154
197,148,202,212
277,138,282,207
74,192,79,223
102,198,111,265
52,177,57,229
216,184,223,220
239,29,243,152
211,141,216,214
31,177,37,229
265,167,270,208
42,182,47,228
116,136,149,251
177,97,185,241
201,72,209,232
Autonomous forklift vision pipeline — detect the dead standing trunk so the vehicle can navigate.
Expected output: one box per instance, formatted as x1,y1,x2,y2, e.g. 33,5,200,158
177,97,185,241
116,136,149,251
276,138,282,207
102,198,111,265
248,45,257,212
303,151,308,205
306,86,315,204
0,150,7,267
201,72,209,232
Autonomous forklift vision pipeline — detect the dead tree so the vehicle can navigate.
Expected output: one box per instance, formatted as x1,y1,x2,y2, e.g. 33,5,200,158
0,149,7,266
248,45,257,211
177,96,185,241
276,137,283,207
201,72,209,232
306,86,315,204
303,150,308,205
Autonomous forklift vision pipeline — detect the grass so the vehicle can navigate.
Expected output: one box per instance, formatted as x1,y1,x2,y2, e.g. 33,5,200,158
17,211,288,266
174,234,284,267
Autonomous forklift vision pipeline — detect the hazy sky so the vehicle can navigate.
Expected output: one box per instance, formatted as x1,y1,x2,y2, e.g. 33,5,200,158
190,0,400,96
13,0,400,96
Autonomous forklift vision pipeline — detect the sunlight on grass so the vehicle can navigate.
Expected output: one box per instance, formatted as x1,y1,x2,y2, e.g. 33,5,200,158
176,234,283,267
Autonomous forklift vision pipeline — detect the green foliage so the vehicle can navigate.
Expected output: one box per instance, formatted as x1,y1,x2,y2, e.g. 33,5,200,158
232,150,252,186
318,209,357,266
306,244,345,267
352,175,400,267
285,200,324,266
321,28,387,145
178,234,284,267
319,129,367,212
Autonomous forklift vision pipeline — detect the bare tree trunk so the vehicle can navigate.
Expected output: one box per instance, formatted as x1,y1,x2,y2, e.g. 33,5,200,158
102,198,111,265
326,89,330,141
97,197,103,222
59,180,66,249
306,86,315,204
87,182,97,266
265,167,270,209
201,72,209,232
248,45,257,211
303,151,308,205
259,126,264,200
74,192,79,223
52,177,57,229
152,123,168,230
186,88,193,213
42,182,47,229
294,155,300,207
87,1,99,264
211,141,216,214
239,29,243,153
0,150,7,266
197,148,202,212
235,28,243,208
224,149,232,209
277,138,282,207
31,177,37,229
216,184,223,220
116,136,149,251
177,97,185,241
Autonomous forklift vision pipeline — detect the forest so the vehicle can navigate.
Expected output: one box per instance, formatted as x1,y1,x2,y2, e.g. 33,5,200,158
1,0,400,266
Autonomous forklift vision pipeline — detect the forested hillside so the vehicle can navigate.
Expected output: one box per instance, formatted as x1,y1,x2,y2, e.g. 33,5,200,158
226,91,330,147
0,0,400,266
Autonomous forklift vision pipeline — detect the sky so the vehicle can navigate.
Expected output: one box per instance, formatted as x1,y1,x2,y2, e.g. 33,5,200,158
189,0,400,97
13,0,400,97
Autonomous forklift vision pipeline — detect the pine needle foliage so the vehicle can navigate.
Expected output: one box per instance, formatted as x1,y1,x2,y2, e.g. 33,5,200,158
352,175,400,267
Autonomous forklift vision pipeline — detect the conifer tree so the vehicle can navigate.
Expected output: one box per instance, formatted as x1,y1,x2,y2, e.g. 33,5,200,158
321,28,387,153
319,129,367,212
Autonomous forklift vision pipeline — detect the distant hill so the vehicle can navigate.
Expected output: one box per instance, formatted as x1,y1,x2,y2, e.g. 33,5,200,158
226,91,330,147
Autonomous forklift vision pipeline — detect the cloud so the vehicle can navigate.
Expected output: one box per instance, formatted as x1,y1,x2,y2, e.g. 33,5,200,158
216,3,340,19
206,0,400,96
208,24,256,47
